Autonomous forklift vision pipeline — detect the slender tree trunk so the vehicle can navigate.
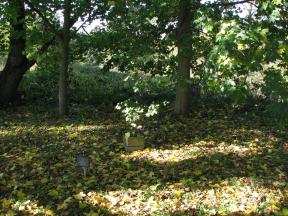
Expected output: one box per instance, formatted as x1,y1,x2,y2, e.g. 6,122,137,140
174,0,192,116
59,40,69,115
0,0,35,104
59,0,71,115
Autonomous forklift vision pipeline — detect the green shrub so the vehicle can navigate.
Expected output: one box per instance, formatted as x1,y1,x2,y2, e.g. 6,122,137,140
262,68,288,129
20,63,175,106
124,72,175,103
20,64,58,103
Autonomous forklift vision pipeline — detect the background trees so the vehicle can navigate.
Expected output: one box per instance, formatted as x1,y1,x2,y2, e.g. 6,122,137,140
0,0,287,122
24,0,105,115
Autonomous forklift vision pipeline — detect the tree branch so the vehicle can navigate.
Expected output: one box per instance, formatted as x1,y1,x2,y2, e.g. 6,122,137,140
81,26,89,34
76,20,89,32
24,36,56,71
24,0,62,39
203,0,254,8
38,36,56,54
75,17,93,33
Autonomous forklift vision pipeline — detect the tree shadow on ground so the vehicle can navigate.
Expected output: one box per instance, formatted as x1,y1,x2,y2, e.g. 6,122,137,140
0,105,287,215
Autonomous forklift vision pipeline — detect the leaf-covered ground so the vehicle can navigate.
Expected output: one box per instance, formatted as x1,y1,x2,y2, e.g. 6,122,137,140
0,105,287,215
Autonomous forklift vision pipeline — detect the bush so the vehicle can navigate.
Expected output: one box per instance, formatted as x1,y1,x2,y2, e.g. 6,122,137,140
19,63,175,107
124,72,175,103
19,64,59,103
262,68,288,129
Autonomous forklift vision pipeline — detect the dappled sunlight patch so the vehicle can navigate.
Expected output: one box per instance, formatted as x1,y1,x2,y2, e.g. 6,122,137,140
0,105,287,215
84,190,145,215
213,143,256,156
79,177,285,215
46,124,116,133
1,198,53,215
123,145,203,163
0,130,13,137
122,139,264,163
200,177,284,215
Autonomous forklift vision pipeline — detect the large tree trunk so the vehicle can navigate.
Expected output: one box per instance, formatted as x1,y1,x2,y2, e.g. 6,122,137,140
58,0,71,115
174,0,192,116
0,0,35,104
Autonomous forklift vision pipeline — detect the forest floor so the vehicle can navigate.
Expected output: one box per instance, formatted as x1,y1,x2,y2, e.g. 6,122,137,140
0,104,287,215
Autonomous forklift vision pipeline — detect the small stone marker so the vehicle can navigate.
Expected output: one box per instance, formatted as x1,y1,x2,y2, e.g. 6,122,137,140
124,132,144,152
77,156,89,177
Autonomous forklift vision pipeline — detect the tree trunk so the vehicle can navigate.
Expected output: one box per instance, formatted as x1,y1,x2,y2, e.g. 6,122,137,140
0,0,35,104
58,0,71,115
174,0,192,116
0,0,54,105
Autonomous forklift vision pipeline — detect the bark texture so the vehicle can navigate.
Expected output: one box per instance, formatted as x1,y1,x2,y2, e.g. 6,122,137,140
175,0,192,115
0,0,35,104
58,0,71,115
0,0,54,105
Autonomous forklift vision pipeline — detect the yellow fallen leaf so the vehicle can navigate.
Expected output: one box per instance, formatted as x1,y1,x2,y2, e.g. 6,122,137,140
17,191,25,199
1,198,10,209
69,133,78,138
46,210,55,216
144,148,151,152
57,197,72,210
271,204,279,211
48,189,59,197
251,205,257,212
215,192,221,198
24,180,33,188
174,190,184,197
84,211,100,216
57,202,68,210
74,192,86,200
211,183,221,188
244,211,252,216
192,169,202,176
41,178,48,184
122,195,130,203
